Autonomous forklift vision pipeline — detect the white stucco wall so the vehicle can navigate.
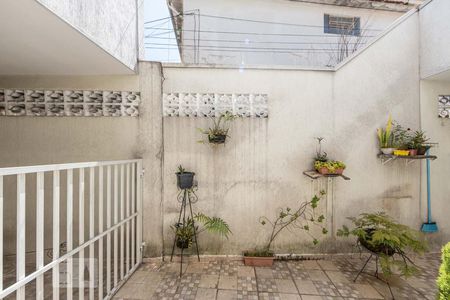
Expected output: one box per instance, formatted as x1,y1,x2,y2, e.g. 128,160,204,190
420,80,450,243
156,10,433,255
36,0,140,71
334,12,422,236
178,0,404,67
419,0,450,79
0,75,140,254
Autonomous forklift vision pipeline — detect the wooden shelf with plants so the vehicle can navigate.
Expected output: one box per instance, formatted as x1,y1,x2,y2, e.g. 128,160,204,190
303,137,351,181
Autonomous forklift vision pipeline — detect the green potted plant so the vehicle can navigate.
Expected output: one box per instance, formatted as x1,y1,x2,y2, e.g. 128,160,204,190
332,161,346,175
314,161,346,175
198,111,236,144
337,212,427,277
377,115,395,155
392,122,412,156
176,165,195,190
315,137,328,162
243,191,328,266
437,242,450,300
411,130,430,155
171,212,232,249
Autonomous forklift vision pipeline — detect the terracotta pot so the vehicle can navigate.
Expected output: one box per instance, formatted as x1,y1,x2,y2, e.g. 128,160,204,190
335,168,344,175
243,256,274,267
409,149,418,156
317,167,329,175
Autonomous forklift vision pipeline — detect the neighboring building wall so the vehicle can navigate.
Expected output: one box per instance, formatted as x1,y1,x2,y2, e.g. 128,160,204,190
419,0,450,79
36,0,140,71
178,0,404,67
420,80,450,244
0,75,140,254
156,10,428,255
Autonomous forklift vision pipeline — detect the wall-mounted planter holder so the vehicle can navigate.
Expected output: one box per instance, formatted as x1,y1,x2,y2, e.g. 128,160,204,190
377,154,437,166
303,170,351,181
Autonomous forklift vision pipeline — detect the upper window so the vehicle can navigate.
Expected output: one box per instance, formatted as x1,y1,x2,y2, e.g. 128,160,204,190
324,14,361,36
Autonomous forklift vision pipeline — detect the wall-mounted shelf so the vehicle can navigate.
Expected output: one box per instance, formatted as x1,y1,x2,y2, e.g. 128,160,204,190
303,170,351,181
377,154,437,165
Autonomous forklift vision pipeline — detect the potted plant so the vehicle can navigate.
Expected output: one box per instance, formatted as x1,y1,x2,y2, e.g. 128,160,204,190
198,111,236,144
314,161,346,175
392,122,412,156
315,137,328,162
244,191,328,266
333,161,346,174
314,161,329,175
171,212,232,249
176,165,195,189
377,115,396,155
337,212,427,277
411,130,430,155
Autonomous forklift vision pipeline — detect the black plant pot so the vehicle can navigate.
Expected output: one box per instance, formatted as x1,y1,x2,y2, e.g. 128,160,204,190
176,172,195,189
176,237,191,249
417,146,431,155
359,229,395,256
208,134,227,144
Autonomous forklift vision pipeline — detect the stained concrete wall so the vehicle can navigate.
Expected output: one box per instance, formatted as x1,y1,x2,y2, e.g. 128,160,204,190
158,10,427,255
419,0,450,79
420,80,450,243
36,0,140,71
333,12,422,236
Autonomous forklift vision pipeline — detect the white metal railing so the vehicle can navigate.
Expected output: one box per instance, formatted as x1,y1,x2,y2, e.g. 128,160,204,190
0,159,143,299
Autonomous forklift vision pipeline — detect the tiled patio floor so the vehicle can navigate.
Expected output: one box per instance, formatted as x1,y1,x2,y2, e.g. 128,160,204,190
113,253,441,300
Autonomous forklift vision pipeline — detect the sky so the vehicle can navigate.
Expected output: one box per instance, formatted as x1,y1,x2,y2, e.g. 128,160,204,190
144,0,181,62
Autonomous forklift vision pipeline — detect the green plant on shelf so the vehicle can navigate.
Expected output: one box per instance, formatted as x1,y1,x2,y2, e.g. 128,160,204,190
377,115,394,148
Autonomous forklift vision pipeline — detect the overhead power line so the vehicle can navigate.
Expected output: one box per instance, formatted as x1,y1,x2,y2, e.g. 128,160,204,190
146,36,367,45
145,46,345,54
145,42,359,51
145,27,376,38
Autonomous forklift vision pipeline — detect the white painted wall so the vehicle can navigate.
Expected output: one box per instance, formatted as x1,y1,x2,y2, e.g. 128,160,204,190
419,0,450,79
157,10,435,255
0,75,140,254
37,0,140,71
420,80,450,243
178,0,404,67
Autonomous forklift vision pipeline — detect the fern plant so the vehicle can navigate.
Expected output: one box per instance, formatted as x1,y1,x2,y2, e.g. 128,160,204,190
171,212,232,249
337,212,427,277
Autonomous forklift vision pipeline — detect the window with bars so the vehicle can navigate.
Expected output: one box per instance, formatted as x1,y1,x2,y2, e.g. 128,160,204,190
324,14,361,36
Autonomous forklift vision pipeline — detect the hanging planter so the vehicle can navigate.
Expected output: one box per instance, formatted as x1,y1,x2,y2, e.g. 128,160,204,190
198,111,235,145
176,165,195,189
208,134,227,144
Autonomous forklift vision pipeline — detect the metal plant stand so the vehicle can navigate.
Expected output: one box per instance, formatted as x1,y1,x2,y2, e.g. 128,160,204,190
353,253,395,299
170,188,200,276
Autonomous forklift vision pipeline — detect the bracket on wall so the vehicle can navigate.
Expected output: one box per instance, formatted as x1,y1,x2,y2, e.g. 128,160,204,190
303,170,351,181
377,154,437,166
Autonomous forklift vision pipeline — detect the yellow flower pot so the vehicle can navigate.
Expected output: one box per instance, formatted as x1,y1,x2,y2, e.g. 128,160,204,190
394,150,410,156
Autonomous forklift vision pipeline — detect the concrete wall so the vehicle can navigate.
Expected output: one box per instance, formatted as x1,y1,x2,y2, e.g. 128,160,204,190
334,12,422,235
179,0,403,67
156,10,429,255
419,0,450,79
420,80,450,243
36,0,140,71
0,75,140,254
